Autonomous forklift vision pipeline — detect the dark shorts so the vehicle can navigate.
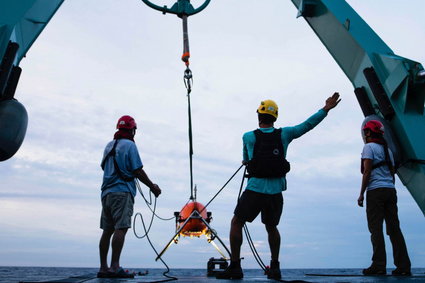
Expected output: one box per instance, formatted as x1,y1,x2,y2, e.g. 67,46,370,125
100,192,134,231
234,190,283,226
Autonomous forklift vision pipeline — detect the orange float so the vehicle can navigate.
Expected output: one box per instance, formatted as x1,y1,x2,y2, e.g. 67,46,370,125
177,201,209,237
155,198,230,262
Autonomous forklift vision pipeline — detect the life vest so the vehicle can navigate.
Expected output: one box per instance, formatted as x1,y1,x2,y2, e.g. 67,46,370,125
246,128,290,178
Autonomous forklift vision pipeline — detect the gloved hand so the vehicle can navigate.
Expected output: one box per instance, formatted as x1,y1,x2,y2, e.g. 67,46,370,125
150,184,161,198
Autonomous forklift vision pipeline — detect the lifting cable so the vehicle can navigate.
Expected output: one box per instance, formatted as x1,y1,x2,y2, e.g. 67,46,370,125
184,66,195,200
139,0,208,201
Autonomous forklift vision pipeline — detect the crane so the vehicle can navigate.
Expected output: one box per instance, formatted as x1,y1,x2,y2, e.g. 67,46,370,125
291,0,425,215
0,0,64,161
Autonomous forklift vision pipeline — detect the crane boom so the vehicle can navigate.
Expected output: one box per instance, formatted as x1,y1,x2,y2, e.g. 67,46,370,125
291,0,425,215
0,0,64,161
0,0,64,66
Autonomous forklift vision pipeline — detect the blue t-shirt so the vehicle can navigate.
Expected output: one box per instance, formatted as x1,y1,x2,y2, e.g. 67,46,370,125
361,142,395,190
100,139,143,198
243,109,327,194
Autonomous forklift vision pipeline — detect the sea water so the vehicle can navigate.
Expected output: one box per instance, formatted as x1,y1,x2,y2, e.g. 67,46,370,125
1,266,425,283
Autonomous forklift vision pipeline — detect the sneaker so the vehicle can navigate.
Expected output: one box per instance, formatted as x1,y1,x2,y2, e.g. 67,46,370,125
362,265,386,275
267,260,282,280
215,261,243,280
392,268,412,276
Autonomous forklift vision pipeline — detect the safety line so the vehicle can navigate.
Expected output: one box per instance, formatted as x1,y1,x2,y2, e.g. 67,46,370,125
236,167,269,272
133,180,178,283
199,164,244,214
137,180,174,221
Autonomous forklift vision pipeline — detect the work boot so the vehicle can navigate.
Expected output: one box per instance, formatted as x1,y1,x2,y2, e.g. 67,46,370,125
267,260,282,280
362,265,386,275
392,268,412,276
215,260,243,280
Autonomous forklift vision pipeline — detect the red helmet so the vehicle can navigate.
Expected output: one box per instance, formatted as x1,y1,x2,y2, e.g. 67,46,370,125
116,115,137,130
363,120,384,134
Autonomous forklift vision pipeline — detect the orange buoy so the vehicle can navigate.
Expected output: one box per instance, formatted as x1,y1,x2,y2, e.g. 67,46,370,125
178,201,208,237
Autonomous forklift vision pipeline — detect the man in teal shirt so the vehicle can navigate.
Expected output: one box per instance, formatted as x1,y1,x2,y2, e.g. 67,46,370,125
217,93,340,280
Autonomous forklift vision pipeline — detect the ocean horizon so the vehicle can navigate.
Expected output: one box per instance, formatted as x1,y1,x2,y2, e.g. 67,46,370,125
1,266,425,283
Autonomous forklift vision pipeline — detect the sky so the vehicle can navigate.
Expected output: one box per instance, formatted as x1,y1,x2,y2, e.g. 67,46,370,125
1,0,425,270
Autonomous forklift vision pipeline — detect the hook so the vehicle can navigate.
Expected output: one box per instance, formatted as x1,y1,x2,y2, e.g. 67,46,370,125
141,0,211,17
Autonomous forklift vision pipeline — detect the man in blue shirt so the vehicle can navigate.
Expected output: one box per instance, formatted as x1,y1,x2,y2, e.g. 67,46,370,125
98,115,161,278
217,93,340,280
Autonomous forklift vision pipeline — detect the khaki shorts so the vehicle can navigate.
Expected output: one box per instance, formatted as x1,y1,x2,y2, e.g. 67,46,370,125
100,192,134,231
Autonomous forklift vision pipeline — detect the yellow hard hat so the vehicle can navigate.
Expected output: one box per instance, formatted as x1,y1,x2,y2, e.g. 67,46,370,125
257,99,278,119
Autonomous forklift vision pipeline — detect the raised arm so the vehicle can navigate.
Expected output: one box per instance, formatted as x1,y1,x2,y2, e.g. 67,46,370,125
285,92,341,141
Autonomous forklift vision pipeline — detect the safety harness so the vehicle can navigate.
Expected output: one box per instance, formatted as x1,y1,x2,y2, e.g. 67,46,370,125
101,139,134,182
372,147,396,184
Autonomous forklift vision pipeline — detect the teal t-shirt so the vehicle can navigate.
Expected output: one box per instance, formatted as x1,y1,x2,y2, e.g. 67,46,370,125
100,139,143,198
243,109,327,194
